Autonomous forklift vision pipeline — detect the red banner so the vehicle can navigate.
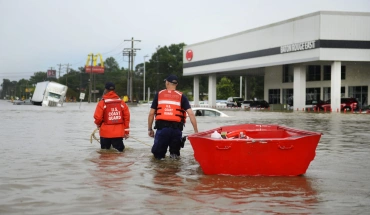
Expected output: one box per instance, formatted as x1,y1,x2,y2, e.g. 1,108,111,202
85,66,104,74
47,70,57,78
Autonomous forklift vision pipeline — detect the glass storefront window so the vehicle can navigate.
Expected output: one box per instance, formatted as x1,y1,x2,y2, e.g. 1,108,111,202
349,86,368,108
268,89,280,104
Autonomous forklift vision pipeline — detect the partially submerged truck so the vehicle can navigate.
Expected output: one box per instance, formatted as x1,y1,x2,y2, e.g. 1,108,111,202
32,81,68,107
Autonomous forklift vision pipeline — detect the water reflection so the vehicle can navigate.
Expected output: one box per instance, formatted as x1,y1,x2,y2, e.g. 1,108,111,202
190,175,317,214
88,150,133,189
143,158,187,198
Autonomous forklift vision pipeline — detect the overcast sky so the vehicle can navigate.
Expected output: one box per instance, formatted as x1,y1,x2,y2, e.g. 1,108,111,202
1,0,369,82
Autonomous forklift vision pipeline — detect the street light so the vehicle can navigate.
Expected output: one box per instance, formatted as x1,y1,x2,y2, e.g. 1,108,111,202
143,54,149,102
156,46,160,93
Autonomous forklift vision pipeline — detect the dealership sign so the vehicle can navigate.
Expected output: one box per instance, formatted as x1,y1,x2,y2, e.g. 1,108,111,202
186,50,193,61
280,40,315,54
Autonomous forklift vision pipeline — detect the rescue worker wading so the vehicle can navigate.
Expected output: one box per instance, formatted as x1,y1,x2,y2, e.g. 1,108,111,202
94,82,130,152
148,75,198,160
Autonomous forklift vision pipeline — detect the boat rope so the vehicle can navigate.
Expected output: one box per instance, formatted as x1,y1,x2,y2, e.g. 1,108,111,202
90,128,100,143
90,128,151,147
130,136,152,147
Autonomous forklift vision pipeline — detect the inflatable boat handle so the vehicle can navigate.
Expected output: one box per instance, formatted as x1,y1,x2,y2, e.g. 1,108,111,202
216,146,231,150
278,145,294,150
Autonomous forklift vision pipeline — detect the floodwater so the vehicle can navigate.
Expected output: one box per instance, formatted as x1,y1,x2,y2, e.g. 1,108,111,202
0,100,369,215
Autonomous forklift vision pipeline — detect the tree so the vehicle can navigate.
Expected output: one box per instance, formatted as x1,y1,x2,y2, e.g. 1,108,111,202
144,43,192,98
247,76,264,100
29,71,47,84
1,79,11,98
104,57,120,73
217,77,235,99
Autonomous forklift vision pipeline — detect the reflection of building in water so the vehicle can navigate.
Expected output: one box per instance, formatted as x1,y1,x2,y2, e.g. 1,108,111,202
189,175,317,214
89,151,133,189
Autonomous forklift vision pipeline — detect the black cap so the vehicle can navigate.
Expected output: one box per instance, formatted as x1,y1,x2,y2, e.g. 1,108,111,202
105,82,115,90
164,75,178,84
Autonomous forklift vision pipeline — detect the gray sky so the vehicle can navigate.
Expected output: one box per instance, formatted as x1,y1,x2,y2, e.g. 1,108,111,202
1,0,369,82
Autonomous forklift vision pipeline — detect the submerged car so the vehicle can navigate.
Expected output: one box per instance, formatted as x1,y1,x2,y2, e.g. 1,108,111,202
192,107,229,117
13,99,33,105
249,100,270,109
241,100,253,109
216,100,227,107
314,98,359,111
226,97,244,107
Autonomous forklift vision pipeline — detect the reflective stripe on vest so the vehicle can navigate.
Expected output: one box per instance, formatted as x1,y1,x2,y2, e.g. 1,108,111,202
155,90,186,123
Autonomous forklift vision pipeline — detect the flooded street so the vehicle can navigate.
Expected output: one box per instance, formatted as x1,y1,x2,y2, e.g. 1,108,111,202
0,99,369,215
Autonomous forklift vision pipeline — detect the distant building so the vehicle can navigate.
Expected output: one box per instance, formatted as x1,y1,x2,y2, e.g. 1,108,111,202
183,11,370,111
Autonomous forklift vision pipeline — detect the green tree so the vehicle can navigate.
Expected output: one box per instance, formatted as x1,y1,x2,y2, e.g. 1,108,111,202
59,69,83,99
247,76,264,100
144,43,192,99
29,71,47,84
217,77,235,99
1,79,12,98
104,57,120,73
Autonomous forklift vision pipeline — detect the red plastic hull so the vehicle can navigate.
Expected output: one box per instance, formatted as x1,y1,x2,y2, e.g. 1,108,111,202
187,124,322,176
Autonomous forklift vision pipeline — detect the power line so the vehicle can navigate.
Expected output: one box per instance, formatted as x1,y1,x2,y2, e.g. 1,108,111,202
101,40,130,55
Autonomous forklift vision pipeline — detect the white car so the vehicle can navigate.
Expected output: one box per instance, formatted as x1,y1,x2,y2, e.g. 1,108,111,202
192,107,229,117
241,100,253,109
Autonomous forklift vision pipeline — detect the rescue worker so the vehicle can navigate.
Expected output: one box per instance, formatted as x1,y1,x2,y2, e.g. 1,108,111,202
148,75,198,160
94,82,130,152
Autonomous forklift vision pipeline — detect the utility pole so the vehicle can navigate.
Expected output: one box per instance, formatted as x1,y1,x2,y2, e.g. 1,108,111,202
88,54,93,103
143,54,149,101
124,37,141,102
122,50,131,97
57,64,62,79
93,73,96,102
155,45,162,93
65,63,71,87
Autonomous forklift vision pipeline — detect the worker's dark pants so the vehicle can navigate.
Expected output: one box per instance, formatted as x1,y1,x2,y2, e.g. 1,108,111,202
151,127,182,159
100,137,125,152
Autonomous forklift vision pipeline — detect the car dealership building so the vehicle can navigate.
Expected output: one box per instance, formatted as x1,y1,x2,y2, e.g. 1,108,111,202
183,11,370,111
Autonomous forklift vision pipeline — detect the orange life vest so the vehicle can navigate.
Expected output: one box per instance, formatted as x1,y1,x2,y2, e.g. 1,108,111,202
103,98,124,125
155,90,186,123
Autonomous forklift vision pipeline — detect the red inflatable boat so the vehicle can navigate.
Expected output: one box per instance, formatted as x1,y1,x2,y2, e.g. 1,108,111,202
187,124,322,176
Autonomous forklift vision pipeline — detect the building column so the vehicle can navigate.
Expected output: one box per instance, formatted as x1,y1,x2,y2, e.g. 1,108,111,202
208,75,217,107
193,76,200,106
244,76,248,100
239,76,242,98
331,61,341,112
293,65,306,111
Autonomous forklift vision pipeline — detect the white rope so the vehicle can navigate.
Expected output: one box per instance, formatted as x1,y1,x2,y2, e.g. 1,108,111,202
90,128,151,147
90,128,100,143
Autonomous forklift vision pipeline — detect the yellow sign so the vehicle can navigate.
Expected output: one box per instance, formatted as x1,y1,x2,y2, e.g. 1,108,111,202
123,95,128,102
85,53,105,73
25,88,33,93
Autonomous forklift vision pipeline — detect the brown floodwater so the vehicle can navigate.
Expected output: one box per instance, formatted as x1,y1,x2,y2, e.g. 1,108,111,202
0,100,369,215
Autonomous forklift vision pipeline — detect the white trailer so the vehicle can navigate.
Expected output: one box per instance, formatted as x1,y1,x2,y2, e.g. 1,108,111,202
31,81,68,107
